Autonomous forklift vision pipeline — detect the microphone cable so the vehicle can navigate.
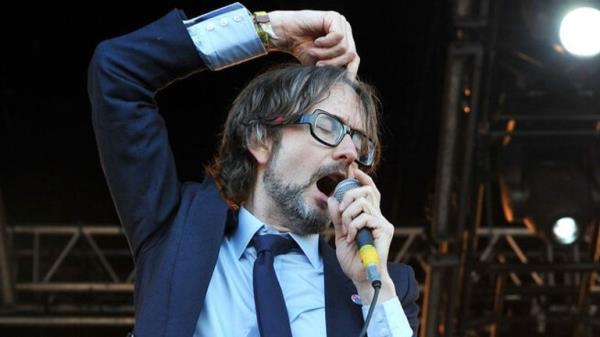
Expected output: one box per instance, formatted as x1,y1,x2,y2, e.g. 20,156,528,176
358,279,382,337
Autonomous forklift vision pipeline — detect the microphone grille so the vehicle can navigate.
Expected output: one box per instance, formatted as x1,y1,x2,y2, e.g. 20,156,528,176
333,178,361,202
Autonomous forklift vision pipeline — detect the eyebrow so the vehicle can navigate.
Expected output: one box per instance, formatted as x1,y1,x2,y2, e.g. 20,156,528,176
318,109,368,136
337,112,366,135
339,115,351,125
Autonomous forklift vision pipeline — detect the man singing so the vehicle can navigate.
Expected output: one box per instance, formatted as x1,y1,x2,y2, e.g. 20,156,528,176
88,3,419,336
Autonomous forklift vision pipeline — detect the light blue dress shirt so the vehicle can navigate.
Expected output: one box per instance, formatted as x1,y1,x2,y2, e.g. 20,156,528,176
183,2,266,70
192,208,411,337
195,208,326,337
185,3,413,337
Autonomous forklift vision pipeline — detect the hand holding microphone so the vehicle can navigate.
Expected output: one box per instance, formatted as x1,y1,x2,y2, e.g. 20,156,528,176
328,171,397,337
327,169,395,295
334,178,382,287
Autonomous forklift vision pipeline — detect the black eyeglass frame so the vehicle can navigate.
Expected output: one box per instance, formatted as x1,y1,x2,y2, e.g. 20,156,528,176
289,109,376,166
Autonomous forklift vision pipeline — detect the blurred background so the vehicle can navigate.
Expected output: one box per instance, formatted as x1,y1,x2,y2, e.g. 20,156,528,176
1,0,599,336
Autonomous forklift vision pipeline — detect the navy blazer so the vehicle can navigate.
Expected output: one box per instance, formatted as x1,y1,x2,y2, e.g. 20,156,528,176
88,9,419,337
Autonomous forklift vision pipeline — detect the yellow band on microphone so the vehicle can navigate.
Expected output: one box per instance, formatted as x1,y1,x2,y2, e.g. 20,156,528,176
359,244,380,266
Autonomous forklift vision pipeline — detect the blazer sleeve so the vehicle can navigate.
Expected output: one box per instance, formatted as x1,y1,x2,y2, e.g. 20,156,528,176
389,263,420,337
87,9,206,259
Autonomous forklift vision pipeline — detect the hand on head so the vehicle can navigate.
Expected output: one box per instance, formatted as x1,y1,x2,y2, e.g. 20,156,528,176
268,10,360,76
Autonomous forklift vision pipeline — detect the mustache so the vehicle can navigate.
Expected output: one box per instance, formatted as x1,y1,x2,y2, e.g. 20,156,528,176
306,163,348,187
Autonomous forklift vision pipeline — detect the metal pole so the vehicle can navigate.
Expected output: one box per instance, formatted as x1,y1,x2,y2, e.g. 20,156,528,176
431,50,464,242
457,184,486,337
445,43,484,337
573,221,600,337
421,256,459,337
0,316,134,326
15,282,133,292
489,273,506,337
0,188,15,305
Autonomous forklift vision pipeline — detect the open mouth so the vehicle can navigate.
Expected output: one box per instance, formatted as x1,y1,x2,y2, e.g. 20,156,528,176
316,173,346,197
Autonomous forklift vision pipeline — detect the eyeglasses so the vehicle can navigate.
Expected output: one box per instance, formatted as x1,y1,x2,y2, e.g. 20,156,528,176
289,109,376,166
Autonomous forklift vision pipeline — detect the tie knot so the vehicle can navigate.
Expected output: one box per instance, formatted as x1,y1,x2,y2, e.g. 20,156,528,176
253,234,298,256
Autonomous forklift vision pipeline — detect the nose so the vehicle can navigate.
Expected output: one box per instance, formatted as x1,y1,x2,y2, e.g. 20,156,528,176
333,134,358,165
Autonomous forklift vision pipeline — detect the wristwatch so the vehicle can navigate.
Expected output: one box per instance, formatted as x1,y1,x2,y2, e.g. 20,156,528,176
253,11,279,49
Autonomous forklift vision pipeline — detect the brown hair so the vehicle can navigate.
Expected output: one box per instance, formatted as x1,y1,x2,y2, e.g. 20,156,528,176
207,64,382,207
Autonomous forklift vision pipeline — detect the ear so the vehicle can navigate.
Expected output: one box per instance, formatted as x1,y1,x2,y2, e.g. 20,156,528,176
248,138,273,166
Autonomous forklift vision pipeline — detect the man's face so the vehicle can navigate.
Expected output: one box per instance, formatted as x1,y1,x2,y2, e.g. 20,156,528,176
262,84,365,235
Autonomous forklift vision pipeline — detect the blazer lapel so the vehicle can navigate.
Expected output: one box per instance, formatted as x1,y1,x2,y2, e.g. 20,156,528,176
320,238,364,337
166,179,230,337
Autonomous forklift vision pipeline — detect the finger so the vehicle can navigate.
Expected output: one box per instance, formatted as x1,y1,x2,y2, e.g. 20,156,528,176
314,14,359,70
315,51,357,68
309,44,348,61
336,17,358,74
346,54,360,77
314,31,344,48
343,23,360,75
327,196,347,238
345,213,377,243
353,170,380,203
349,217,395,249
354,169,375,187
340,196,372,227
318,12,347,44
339,185,376,211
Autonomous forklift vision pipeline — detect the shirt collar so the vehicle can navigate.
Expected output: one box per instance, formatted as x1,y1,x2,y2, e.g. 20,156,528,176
233,207,321,269
289,231,321,270
231,207,262,260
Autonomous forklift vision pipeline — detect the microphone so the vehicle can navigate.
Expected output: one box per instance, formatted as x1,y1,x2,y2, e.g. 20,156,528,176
334,178,381,286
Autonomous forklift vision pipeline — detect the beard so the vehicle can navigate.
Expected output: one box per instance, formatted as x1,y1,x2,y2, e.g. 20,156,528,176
263,153,344,235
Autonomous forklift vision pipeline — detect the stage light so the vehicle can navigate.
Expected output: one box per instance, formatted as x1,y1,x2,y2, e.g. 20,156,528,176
499,142,599,245
559,7,600,57
551,217,579,245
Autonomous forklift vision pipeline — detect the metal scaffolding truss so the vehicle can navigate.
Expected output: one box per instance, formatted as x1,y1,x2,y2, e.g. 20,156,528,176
462,223,600,336
2,221,598,331
422,1,600,336
1,225,434,326
474,227,600,292
0,224,134,326
8,225,134,291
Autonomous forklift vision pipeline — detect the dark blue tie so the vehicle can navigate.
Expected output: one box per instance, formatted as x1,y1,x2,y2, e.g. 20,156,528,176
253,234,298,337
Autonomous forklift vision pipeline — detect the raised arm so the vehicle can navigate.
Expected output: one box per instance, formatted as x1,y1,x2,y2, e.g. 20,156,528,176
87,4,360,259
88,9,206,259
89,9,209,258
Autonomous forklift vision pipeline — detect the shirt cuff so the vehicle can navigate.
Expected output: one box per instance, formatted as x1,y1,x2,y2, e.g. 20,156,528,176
183,2,266,70
362,296,413,337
